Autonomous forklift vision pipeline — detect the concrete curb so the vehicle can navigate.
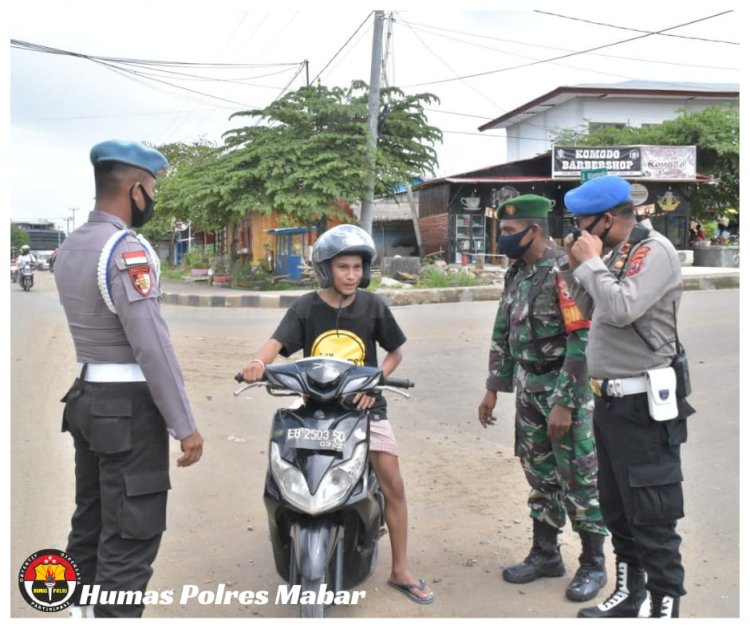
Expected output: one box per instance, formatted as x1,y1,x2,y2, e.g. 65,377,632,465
161,271,739,308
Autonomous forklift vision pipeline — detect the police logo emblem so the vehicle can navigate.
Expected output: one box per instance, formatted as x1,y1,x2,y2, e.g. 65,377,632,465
659,389,670,400
128,266,152,297
505,204,517,216
18,549,81,612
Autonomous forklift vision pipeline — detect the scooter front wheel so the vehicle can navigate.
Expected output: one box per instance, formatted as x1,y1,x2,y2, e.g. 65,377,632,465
299,577,326,619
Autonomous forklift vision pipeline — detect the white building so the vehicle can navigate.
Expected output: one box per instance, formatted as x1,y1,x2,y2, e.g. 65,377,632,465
479,81,739,162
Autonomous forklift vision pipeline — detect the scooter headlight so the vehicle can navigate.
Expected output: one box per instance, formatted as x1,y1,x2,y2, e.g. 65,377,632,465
270,442,310,507
269,441,368,516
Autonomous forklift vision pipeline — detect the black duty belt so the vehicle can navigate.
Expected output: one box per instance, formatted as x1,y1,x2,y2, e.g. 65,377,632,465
517,357,565,375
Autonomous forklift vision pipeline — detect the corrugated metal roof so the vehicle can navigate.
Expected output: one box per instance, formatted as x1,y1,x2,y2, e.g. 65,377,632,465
353,194,415,222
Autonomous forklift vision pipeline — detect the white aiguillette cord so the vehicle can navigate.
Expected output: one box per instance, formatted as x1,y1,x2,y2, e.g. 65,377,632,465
97,230,160,314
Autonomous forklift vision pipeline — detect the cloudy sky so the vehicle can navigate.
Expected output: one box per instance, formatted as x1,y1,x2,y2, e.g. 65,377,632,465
6,1,742,232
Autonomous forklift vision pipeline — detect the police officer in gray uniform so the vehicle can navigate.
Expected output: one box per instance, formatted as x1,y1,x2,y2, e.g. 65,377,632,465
55,140,203,618
560,175,694,619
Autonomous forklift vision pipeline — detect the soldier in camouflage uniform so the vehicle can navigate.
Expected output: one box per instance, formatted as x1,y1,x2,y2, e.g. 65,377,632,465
478,194,607,603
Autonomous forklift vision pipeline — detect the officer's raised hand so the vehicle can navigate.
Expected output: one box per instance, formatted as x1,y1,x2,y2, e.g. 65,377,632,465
478,390,498,428
177,429,203,467
568,230,603,265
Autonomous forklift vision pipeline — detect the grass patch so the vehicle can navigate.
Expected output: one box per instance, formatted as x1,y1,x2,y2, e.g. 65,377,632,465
415,266,483,288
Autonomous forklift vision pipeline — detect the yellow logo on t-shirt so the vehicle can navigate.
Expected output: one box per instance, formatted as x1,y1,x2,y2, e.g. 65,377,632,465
311,330,366,365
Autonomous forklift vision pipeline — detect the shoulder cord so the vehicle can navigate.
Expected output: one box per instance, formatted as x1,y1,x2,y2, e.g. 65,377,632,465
97,230,160,314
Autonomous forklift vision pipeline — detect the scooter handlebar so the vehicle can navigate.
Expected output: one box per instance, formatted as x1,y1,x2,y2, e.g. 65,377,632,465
382,377,414,389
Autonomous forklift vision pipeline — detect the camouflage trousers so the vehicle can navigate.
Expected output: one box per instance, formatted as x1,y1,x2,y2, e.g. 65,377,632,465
514,387,606,535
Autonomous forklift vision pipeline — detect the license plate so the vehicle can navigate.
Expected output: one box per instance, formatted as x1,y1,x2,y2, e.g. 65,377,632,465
286,427,346,451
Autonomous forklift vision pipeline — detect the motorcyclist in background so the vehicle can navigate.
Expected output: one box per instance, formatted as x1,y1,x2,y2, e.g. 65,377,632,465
16,245,37,269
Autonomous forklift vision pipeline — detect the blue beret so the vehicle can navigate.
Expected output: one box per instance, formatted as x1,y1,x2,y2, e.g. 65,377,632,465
90,140,169,177
564,175,631,215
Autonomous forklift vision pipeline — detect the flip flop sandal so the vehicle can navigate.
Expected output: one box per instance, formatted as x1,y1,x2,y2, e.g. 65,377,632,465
387,578,435,605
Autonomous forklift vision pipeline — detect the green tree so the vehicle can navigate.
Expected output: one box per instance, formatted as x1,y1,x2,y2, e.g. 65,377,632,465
188,81,442,228
11,227,30,254
140,139,220,264
550,106,739,218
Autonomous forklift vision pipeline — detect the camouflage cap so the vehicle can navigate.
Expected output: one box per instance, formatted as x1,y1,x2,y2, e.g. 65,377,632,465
497,194,552,220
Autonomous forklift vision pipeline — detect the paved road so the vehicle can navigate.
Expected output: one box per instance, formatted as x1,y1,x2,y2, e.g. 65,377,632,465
9,272,739,619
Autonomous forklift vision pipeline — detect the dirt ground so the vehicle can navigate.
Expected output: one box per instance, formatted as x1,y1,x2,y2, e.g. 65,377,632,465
9,274,741,622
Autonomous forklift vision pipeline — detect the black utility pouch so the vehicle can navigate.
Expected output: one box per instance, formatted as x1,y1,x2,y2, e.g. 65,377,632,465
671,351,691,399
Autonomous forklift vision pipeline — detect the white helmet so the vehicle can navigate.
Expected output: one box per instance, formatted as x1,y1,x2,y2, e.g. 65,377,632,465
311,224,377,289
20,245,30,254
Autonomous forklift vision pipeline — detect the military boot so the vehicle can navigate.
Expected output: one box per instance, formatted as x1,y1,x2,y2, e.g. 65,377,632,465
502,518,565,584
577,559,648,618
649,592,680,618
565,531,607,602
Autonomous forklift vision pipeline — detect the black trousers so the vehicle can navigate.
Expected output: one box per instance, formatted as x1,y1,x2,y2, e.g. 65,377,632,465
61,377,170,618
593,392,689,598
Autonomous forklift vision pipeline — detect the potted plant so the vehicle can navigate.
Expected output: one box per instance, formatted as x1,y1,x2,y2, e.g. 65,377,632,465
210,255,232,287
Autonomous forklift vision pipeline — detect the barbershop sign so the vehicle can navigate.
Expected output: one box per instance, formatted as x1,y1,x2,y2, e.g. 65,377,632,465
552,145,696,179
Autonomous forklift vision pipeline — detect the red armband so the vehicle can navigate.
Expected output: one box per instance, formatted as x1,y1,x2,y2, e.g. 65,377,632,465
555,274,590,333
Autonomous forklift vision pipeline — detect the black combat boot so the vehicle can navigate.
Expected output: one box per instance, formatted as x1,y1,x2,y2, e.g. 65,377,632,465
565,531,607,602
649,592,680,618
502,518,565,584
577,559,647,618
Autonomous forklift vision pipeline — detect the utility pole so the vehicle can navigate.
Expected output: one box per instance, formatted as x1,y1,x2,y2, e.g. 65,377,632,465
69,207,79,232
360,10,384,235
304,59,310,87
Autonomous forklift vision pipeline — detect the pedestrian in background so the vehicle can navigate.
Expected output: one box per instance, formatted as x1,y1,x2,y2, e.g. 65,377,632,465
563,175,694,618
55,140,203,618
478,194,608,604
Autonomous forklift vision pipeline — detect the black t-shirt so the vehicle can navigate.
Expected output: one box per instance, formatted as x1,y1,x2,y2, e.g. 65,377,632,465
272,290,406,417
272,290,406,365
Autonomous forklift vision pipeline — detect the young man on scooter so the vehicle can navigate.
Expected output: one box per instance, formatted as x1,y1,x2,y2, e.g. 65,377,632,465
241,224,434,605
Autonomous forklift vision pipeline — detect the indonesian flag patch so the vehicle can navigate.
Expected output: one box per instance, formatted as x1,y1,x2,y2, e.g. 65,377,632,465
128,265,152,297
123,250,149,267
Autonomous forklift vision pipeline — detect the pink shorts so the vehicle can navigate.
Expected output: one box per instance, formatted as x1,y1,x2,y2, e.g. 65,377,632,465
369,419,399,457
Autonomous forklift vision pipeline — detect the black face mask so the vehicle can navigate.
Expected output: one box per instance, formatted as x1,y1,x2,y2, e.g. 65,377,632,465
131,185,155,228
498,226,534,259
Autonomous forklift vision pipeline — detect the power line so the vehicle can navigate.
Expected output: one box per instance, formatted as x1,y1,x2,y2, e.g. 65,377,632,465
310,12,373,84
403,11,735,88
398,18,739,73
533,10,739,45
425,107,494,121
10,39,302,68
395,11,504,112
11,38,305,112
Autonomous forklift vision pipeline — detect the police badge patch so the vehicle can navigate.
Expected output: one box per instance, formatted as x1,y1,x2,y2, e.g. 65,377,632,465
128,265,152,296
626,245,651,277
